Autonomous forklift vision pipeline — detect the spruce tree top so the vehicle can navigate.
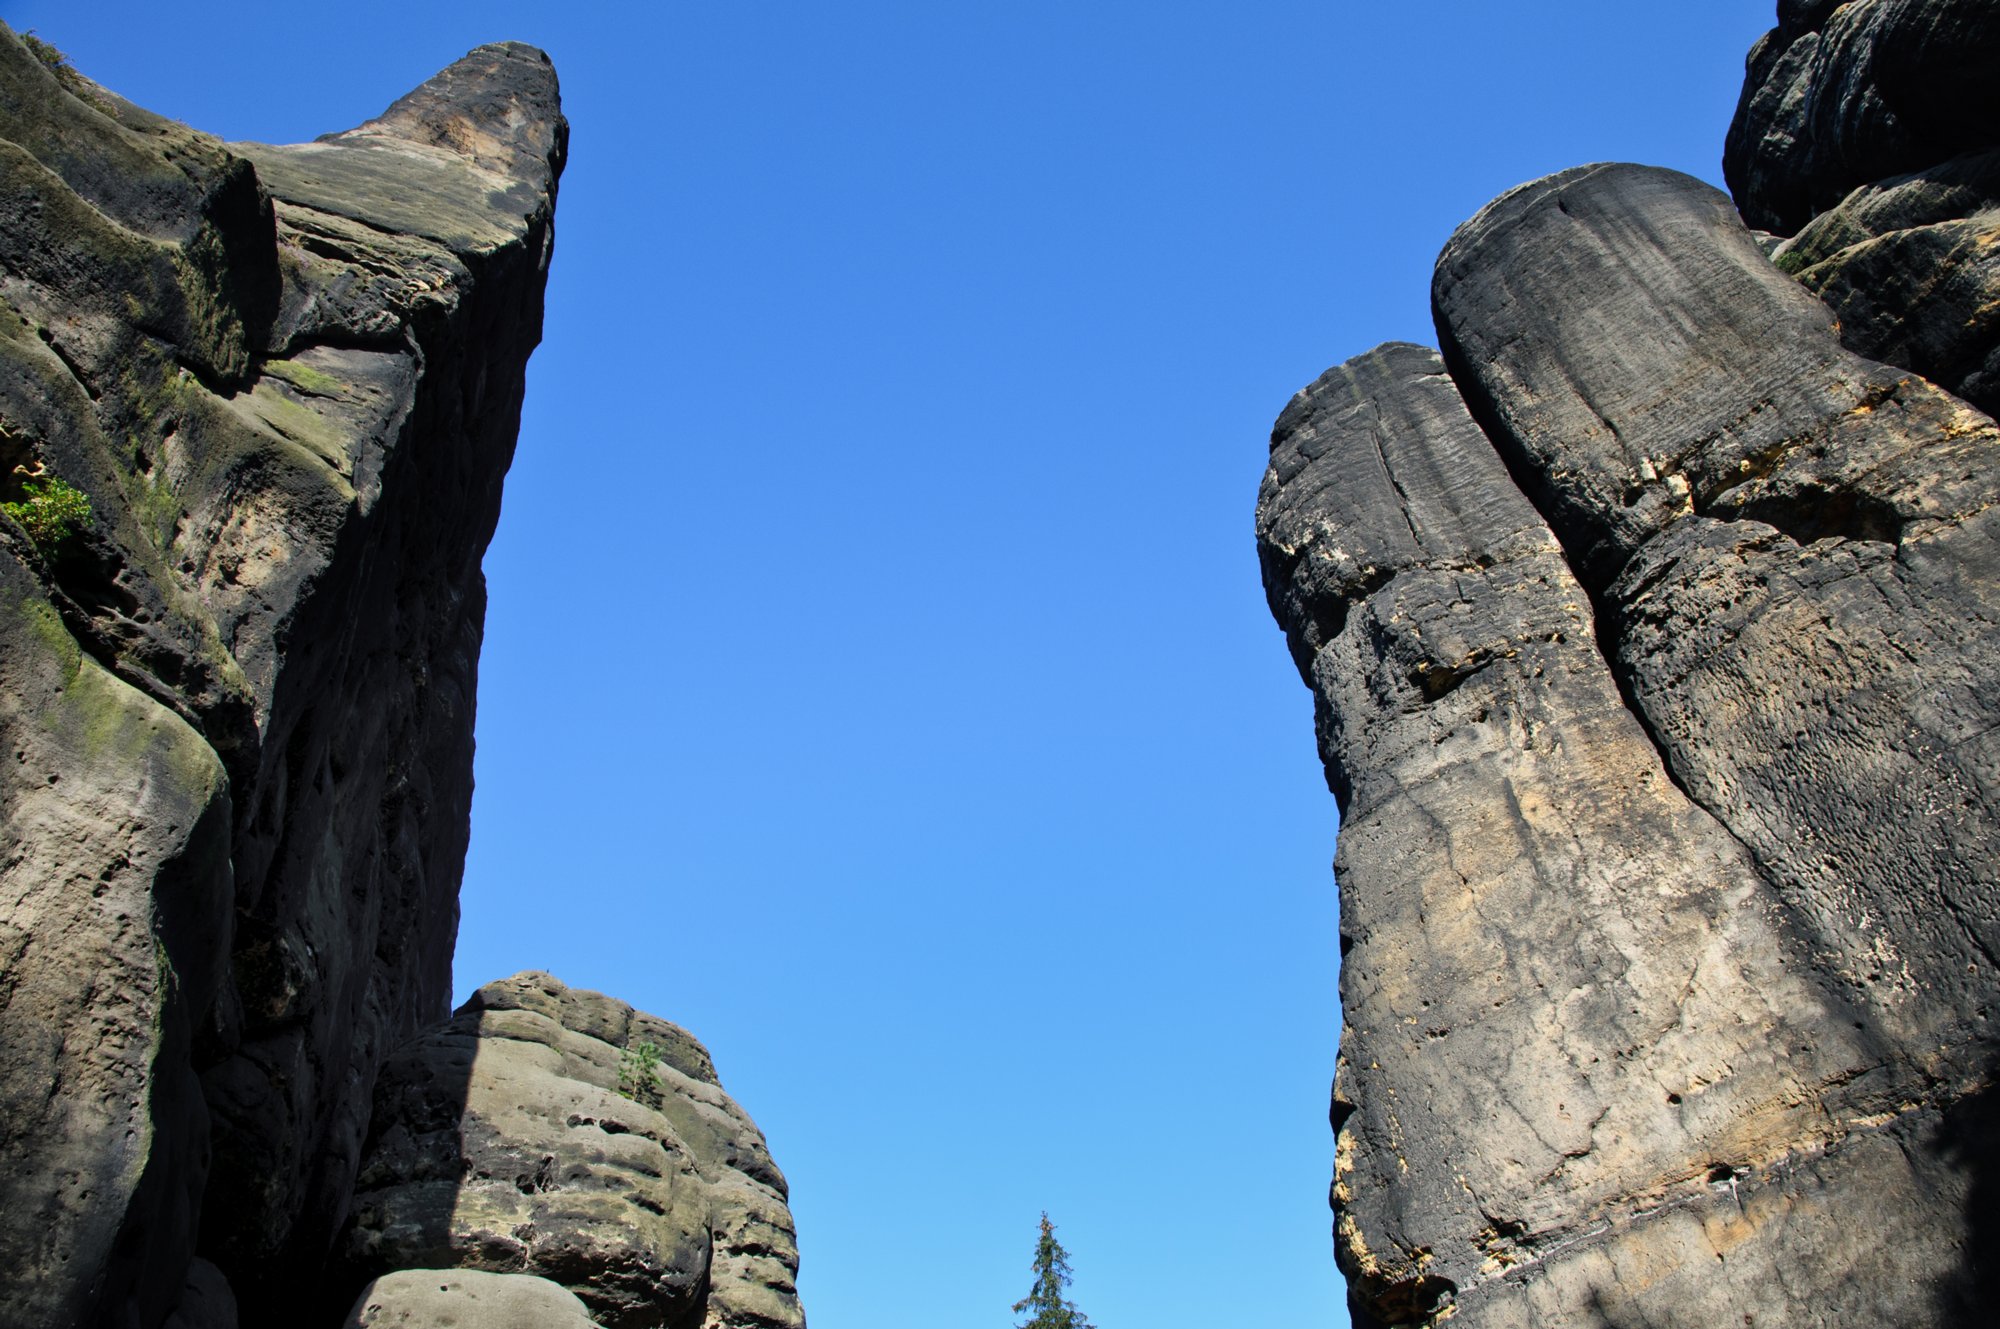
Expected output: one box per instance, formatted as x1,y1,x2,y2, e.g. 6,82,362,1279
1013,1212,1095,1329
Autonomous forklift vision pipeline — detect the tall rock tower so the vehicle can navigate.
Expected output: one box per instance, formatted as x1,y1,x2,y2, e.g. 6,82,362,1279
0,30,805,1329
1257,3,2000,1324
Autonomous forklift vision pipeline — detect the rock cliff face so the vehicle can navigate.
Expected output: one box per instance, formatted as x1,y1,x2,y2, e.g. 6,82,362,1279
1260,3,2000,1325
1730,0,2000,415
340,974,804,1329
0,30,806,1329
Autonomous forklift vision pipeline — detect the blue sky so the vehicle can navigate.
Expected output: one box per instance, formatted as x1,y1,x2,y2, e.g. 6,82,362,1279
22,4,1775,1326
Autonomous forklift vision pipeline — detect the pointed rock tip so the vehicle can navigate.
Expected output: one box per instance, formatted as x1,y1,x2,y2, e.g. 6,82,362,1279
329,40,566,188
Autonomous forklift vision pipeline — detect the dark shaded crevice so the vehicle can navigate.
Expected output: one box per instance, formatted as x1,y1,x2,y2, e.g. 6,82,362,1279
1367,421,1429,552
1933,1064,2000,1318
1429,318,1761,852
1344,1268,1458,1329
170,351,239,403
35,325,99,400
1433,318,1627,595
1706,472,1908,547
268,328,411,361
1408,655,1494,701
1302,563,1395,663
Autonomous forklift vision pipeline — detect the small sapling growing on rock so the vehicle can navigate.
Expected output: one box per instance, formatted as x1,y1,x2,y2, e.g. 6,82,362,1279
617,1040,663,1108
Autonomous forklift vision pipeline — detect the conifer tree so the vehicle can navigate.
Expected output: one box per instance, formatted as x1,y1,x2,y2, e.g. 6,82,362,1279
1012,1211,1096,1329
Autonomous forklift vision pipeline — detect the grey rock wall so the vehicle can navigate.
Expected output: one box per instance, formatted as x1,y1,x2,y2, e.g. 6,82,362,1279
0,33,811,1329
340,973,806,1329
0,31,564,1329
1262,4,2000,1323
1724,0,2000,235
1732,0,2000,414
1764,148,2000,416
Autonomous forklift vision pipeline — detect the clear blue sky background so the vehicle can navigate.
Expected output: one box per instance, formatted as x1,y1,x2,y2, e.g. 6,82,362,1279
20,4,1776,1326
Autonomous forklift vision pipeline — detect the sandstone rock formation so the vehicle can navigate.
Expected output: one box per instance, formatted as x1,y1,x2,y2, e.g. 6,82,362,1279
345,1269,600,1329
1731,0,2000,415
0,30,802,1329
339,973,804,1329
1724,0,2000,235
1261,3,2000,1325
0,29,565,1327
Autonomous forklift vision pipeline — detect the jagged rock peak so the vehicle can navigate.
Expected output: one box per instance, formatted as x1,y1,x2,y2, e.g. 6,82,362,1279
0,29,564,1329
330,42,567,179
236,42,565,257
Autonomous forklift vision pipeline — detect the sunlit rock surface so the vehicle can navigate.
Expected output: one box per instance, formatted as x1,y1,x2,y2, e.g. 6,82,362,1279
343,1269,598,1329
1260,3,2000,1324
0,29,562,1327
341,973,805,1329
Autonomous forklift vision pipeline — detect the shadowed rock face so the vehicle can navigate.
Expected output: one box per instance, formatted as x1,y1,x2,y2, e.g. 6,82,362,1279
1261,82,2000,1329
1725,0,2000,236
0,30,564,1328
340,973,806,1329
1770,148,2000,416
1732,0,2000,415
0,37,812,1329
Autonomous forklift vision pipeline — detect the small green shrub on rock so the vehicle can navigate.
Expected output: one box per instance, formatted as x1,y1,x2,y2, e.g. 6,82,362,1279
20,31,69,72
3,475,92,555
19,30,96,103
617,1040,663,1107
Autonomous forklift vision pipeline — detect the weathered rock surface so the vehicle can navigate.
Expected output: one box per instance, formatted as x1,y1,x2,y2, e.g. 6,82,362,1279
1772,150,2000,415
1256,339,1971,1326
1733,1,2000,415
0,33,811,1329
1435,163,2000,1066
340,973,806,1329
1724,0,2000,236
1263,49,2000,1329
344,1270,597,1329
0,29,563,1328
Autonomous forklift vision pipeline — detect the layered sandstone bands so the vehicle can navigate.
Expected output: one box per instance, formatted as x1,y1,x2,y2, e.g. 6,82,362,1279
340,974,804,1329
0,31,804,1329
1260,3,2000,1322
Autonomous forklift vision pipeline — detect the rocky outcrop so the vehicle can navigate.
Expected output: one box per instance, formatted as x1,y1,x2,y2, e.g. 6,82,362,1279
1731,0,2000,414
1258,338,1898,1326
339,973,805,1329
1769,148,2000,416
0,34,812,1329
0,29,568,1328
1724,0,2000,235
344,1270,599,1329
1434,164,2000,1048
1262,6,2000,1325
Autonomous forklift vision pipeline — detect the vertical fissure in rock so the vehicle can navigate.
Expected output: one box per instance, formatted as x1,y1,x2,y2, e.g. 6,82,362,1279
1430,326,1739,856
